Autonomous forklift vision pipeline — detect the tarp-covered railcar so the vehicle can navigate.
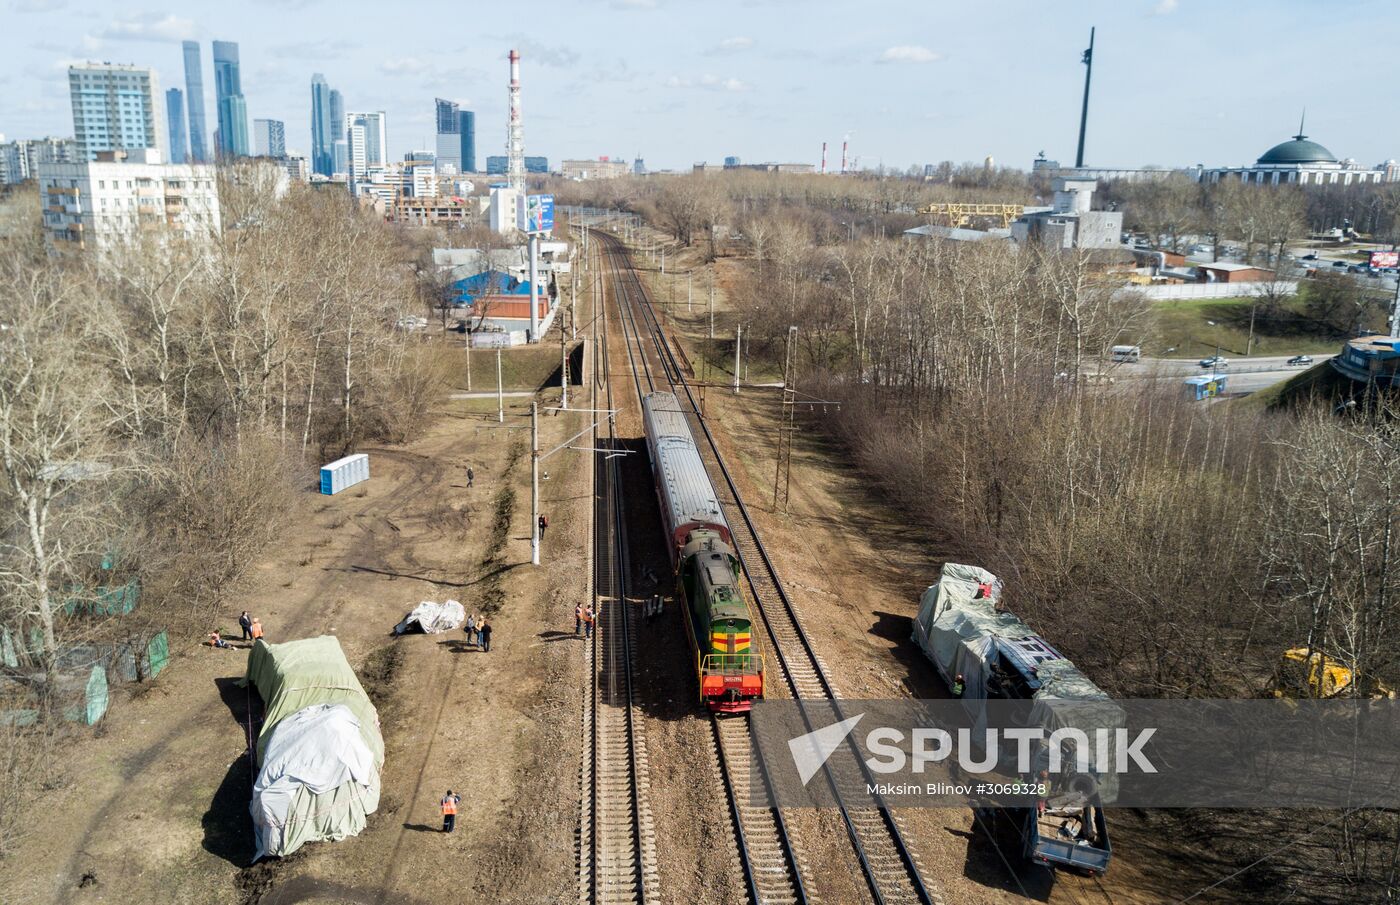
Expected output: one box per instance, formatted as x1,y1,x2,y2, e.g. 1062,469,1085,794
241,636,384,859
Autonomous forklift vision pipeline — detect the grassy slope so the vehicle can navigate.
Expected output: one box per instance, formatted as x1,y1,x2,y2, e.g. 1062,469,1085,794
1144,296,1353,358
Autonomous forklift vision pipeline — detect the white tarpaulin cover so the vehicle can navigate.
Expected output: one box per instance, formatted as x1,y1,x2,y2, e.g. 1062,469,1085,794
251,703,380,859
241,637,383,860
394,599,466,635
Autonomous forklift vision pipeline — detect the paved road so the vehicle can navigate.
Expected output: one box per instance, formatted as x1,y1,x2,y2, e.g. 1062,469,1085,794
1109,354,1337,394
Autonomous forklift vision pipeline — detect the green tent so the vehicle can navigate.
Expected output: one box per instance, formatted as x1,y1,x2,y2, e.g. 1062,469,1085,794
240,637,383,859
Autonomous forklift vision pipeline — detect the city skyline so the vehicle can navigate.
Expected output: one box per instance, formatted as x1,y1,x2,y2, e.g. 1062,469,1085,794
4,0,1400,172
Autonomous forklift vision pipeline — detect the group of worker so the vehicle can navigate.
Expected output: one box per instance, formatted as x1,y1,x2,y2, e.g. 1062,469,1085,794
575,604,595,638
209,611,265,649
462,613,494,652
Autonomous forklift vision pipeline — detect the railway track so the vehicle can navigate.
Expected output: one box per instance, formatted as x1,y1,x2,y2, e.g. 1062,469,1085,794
579,238,659,905
597,227,808,905
593,224,941,905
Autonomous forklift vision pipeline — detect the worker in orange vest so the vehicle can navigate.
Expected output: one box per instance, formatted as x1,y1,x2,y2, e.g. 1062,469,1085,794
250,618,264,642
441,789,460,832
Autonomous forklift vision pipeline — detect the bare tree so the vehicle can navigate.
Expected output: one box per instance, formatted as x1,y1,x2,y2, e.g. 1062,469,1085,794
0,252,117,674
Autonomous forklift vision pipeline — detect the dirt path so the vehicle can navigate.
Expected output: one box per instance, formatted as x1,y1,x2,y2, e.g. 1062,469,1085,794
2,388,593,905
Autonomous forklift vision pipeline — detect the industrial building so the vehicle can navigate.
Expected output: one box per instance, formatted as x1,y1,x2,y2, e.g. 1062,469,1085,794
37,148,221,250
1010,177,1122,249
561,157,630,180
693,161,815,175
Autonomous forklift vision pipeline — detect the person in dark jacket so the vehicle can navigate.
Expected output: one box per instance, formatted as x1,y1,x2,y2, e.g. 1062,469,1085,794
466,466,474,488
479,619,493,652
238,611,253,641
538,514,548,540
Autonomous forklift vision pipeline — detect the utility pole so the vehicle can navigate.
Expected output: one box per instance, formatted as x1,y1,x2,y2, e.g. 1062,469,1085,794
465,333,472,391
1075,26,1095,169
733,324,742,394
528,232,540,343
708,277,715,340
560,323,569,410
531,401,540,566
496,347,504,423
1390,271,1400,340
773,326,798,512
687,272,692,313
661,247,666,274
571,268,578,340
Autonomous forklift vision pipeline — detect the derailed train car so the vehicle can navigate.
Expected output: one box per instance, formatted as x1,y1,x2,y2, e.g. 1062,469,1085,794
912,563,1115,876
642,391,764,712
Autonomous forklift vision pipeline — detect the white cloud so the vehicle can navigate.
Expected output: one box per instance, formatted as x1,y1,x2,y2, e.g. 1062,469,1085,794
876,45,940,64
610,0,656,8
11,0,67,11
273,39,358,59
1152,0,1179,13
711,36,754,53
512,39,580,68
99,13,196,43
381,57,431,75
667,74,750,92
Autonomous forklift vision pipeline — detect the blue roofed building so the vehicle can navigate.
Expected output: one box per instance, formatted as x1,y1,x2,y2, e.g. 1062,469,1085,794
450,269,536,308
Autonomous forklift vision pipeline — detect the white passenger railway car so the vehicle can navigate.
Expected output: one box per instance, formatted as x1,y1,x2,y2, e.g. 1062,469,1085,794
641,391,732,561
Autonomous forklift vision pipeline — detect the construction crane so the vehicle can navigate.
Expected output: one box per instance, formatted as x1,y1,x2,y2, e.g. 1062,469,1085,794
917,202,1025,230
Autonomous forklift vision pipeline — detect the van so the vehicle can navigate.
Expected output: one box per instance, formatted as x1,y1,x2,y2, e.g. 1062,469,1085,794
1110,345,1141,363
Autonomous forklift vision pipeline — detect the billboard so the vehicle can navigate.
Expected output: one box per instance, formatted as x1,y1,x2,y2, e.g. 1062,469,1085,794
516,193,555,234
1370,250,1399,269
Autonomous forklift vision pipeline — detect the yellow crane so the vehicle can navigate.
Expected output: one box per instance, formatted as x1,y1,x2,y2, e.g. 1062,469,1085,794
917,202,1025,230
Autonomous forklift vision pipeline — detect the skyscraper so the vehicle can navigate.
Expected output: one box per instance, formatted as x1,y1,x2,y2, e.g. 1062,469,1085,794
434,98,460,172
212,40,249,157
67,63,167,161
254,119,285,157
310,73,333,176
182,40,208,163
458,110,475,173
166,88,188,164
345,111,387,167
329,90,344,139
330,89,347,175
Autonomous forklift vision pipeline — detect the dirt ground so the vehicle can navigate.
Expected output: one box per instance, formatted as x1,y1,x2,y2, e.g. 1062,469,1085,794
0,347,593,905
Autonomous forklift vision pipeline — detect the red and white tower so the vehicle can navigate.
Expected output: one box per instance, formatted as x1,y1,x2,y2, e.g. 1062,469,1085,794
507,49,525,191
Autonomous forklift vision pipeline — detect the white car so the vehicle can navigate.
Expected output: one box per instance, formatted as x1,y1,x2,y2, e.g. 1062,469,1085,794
1199,356,1229,369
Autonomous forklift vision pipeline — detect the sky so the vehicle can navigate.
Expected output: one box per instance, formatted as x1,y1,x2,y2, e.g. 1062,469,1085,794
3,0,1399,173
